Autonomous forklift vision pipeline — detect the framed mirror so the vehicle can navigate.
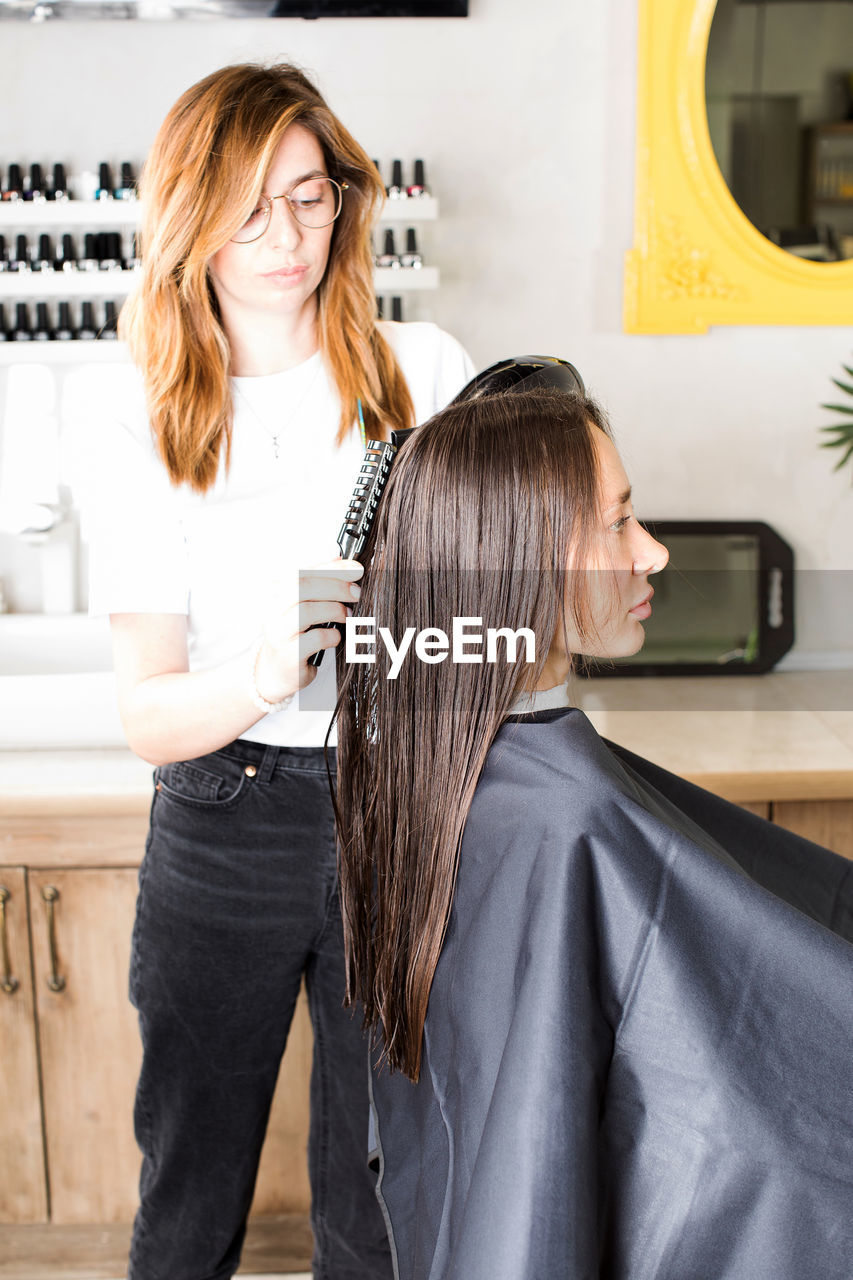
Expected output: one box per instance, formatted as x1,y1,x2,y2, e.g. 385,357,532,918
625,0,853,333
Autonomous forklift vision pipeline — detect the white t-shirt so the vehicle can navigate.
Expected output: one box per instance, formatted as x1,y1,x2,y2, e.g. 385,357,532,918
84,321,474,747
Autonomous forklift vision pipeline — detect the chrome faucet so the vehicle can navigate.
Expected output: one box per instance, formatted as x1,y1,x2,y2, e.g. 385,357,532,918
0,488,78,613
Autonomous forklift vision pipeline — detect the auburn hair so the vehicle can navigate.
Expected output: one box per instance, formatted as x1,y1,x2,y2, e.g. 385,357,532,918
332,387,614,1080
120,62,415,492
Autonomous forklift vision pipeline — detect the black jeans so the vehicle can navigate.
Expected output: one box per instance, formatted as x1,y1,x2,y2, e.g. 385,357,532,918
128,740,392,1280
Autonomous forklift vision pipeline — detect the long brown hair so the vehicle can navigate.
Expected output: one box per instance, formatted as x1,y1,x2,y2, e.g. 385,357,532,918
333,387,613,1080
120,62,414,492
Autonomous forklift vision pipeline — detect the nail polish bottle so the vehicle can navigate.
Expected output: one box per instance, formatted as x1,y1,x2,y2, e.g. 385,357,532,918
52,301,74,341
115,162,136,200
48,163,69,202
79,233,99,272
33,302,52,341
99,232,122,271
57,233,78,272
387,159,406,200
99,300,119,339
11,302,33,340
34,233,54,272
0,303,8,341
126,232,142,271
75,301,98,341
400,228,423,269
407,159,429,198
11,234,31,272
75,170,98,202
391,296,404,323
377,228,401,269
96,162,114,201
0,235,9,272
27,163,45,202
3,163,23,201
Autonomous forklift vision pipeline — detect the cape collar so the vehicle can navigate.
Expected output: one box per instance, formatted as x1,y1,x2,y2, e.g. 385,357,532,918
507,683,573,716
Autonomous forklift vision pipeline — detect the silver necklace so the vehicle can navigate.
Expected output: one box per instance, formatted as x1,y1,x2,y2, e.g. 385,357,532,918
233,357,321,460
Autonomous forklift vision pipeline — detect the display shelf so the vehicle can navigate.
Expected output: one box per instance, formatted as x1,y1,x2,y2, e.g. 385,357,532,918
0,266,435,306
0,201,140,227
0,270,137,299
378,196,438,222
0,196,438,227
0,340,129,363
374,265,439,291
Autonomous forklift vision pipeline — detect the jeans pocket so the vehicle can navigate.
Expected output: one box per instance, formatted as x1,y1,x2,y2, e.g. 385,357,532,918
155,752,251,811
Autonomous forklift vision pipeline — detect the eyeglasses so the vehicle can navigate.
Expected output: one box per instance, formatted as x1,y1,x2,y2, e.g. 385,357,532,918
231,176,348,244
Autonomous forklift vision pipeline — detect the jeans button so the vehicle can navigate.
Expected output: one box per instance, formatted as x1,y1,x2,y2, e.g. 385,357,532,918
244,765,257,778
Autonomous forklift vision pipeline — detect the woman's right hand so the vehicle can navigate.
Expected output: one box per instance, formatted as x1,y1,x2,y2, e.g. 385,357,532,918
253,559,364,704
110,560,364,765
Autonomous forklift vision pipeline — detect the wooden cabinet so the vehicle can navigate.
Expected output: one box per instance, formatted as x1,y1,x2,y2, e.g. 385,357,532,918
1,865,141,1225
0,868,46,1224
772,800,853,860
0,812,311,1230
28,867,142,1224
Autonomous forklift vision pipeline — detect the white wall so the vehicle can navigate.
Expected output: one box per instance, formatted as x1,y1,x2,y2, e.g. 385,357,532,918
1,0,851,657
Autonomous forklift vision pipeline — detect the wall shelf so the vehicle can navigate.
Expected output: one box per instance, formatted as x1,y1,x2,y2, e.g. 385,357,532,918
377,196,438,222
0,341,128,362
0,196,438,227
0,271,137,299
0,264,436,312
0,201,140,228
374,266,439,291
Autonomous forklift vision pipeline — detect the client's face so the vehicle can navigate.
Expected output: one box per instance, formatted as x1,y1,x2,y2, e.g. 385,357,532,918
544,431,668,684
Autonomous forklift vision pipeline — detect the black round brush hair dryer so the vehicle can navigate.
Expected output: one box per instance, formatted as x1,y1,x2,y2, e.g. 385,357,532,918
450,353,585,404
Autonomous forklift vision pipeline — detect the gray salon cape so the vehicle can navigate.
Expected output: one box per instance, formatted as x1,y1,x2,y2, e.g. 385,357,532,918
369,708,853,1280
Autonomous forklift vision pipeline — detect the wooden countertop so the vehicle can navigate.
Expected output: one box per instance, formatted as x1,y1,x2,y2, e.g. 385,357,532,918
576,669,853,802
1,672,852,820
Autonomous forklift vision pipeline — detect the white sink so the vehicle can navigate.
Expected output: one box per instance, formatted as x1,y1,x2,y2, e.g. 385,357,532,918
0,615,124,748
0,672,126,749
0,613,113,675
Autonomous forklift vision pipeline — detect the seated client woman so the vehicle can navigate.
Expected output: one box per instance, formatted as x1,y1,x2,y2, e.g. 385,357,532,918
333,384,853,1280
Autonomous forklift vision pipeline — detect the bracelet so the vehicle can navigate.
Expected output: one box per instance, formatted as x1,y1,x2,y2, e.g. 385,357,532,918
249,639,293,715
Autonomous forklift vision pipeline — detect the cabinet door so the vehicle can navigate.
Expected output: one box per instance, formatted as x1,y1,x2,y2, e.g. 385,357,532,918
773,801,853,860
28,868,142,1224
0,867,47,1224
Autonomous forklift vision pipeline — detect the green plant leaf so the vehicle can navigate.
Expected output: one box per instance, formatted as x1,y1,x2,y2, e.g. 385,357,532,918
820,355,853,476
832,441,853,471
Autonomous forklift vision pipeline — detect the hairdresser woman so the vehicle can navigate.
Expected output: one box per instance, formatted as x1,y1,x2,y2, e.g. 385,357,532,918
84,63,472,1280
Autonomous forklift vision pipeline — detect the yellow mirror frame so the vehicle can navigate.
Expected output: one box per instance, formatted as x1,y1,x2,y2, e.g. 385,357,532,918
625,0,853,333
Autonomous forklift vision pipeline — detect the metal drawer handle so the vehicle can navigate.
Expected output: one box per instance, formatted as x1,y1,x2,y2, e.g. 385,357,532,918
41,886,66,993
0,886,19,995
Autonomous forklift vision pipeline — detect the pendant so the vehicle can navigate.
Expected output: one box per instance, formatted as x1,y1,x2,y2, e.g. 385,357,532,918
272,435,280,460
